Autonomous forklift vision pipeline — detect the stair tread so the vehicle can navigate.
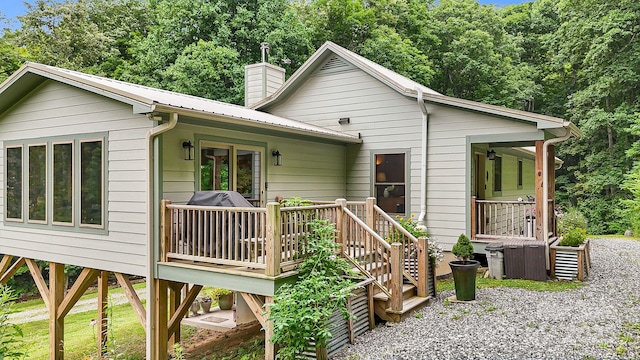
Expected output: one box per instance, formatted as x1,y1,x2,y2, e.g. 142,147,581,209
373,284,415,301
386,295,431,314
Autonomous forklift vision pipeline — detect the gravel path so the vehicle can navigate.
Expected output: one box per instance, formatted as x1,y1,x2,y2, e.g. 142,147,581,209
337,238,640,360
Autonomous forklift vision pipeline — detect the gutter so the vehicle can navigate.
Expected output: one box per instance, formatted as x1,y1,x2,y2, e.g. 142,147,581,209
144,111,178,360
542,126,574,269
415,87,429,231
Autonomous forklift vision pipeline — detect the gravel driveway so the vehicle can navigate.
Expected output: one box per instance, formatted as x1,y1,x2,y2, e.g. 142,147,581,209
337,238,640,360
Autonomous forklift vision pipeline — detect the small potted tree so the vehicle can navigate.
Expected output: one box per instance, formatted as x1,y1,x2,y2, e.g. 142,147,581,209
448,234,480,301
211,288,234,310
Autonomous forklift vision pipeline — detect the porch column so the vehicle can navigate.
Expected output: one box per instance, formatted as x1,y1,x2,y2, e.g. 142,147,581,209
547,145,556,236
535,141,544,241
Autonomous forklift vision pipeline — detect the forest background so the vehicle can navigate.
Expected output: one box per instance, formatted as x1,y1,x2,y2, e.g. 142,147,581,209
0,0,639,292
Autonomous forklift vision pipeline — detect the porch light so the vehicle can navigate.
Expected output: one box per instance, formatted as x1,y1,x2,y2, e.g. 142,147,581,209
487,149,496,161
182,140,194,161
272,150,283,166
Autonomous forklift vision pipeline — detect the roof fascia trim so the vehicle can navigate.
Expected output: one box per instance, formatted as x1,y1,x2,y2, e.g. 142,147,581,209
153,105,362,144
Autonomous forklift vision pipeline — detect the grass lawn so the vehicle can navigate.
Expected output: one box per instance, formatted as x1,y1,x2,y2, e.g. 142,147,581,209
18,282,147,360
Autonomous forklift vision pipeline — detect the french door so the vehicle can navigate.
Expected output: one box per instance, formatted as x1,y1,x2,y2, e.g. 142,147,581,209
199,141,264,206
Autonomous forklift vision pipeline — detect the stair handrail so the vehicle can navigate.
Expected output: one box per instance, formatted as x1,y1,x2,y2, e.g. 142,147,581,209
342,207,393,299
372,205,420,286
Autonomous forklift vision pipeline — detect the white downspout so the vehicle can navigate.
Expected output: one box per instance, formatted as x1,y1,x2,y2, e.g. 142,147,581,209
415,87,429,231
145,112,178,360
542,127,572,268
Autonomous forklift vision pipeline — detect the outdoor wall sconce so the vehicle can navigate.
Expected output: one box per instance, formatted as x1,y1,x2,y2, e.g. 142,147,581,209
272,150,283,166
487,149,496,161
182,140,194,160
338,117,350,125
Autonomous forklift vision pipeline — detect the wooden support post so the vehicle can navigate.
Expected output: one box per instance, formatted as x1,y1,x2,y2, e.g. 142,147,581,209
417,237,429,297
0,257,25,284
0,255,13,277
577,250,584,281
365,197,376,232
154,279,169,360
167,284,202,338
547,145,556,236
535,140,544,241
390,243,403,313
168,282,183,345
114,273,147,329
97,271,109,354
264,296,276,360
25,259,50,312
49,262,65,360
266,202,282,277
161,200,172,262
335,199,347,253
58,268,99,319
346,297,355,344
367,282,375,330
470,196,477,240
239,293,267,328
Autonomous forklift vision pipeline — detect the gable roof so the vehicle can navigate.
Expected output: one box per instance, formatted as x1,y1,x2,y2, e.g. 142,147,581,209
254,41,581,136
0,62,361,144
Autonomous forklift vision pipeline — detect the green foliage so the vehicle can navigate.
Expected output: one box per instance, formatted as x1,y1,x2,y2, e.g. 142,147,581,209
267,219,358,359
452,234,474,261
621,164,640,235
557,207,588,236
558,228,587,247
0,286,26,360
280,196,312,207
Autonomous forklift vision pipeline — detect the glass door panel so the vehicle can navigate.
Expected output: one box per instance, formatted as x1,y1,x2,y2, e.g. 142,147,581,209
200,142,264,206
200,147,230,191
236,149,262,206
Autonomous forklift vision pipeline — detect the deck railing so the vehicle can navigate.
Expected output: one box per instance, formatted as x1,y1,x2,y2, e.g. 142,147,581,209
471,198,537,239
160,197,430,309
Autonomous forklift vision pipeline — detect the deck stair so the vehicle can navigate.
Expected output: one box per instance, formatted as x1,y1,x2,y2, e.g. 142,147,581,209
340,199,432,322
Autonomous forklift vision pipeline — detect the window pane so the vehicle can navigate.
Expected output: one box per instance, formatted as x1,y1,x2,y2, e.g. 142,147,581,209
6,147,22,219
200,147,229,191
80,141,103,226
494,156,502,192
517,160,523,187
237,150,260,202
374,153,406,213
53,143,73,223
28,145,47,221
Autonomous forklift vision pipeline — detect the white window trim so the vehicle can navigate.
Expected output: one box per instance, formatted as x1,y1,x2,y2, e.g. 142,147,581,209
27,143,48,225
52,141,75,227
5,145,23,222
79,138,105,229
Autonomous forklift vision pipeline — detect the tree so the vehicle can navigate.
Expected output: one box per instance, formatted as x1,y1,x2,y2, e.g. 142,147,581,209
549,0,640,233
15,0,150,76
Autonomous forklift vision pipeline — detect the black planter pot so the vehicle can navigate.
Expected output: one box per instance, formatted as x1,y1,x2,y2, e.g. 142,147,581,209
449,260,480,301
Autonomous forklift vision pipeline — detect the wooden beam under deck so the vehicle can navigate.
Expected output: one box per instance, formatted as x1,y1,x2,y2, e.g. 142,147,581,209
49,262,65,360
0,257,25,284
25,258,49,312
58,268,100,319
114,272,147,329
167,284,202,338
98,271,109,354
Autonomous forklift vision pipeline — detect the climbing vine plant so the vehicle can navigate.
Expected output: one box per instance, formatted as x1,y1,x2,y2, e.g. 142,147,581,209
266,219,359,359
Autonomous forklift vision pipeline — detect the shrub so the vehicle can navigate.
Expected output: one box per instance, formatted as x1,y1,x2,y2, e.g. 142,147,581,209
452,234,474,261
0,285,26,360
558,228,587,247
557,207,588,235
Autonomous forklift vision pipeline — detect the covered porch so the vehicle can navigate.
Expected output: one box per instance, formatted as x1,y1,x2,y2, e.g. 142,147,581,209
470,140,560,244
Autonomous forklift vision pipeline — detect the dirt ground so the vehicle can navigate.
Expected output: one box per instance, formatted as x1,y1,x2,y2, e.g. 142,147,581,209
181,321,265,359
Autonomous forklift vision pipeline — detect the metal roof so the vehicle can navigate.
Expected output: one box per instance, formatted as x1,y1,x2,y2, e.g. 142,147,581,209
0,62,362,144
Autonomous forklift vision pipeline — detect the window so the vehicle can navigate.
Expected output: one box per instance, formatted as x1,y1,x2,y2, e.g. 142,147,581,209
5,146,23,220
53,142,73,224
374,153,406,214
28,145,47,222
80,140,103,227
517,159,523,188
4,137,105,230
493,156,502,192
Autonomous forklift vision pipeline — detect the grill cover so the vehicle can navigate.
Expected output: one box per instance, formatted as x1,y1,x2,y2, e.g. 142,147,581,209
183,191,255,258
187,191,253,207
